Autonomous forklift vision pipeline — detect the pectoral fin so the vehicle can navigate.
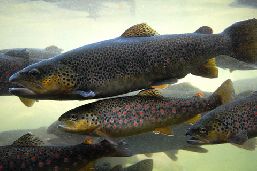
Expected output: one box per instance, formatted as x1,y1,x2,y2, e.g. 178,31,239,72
191,58,218,78
72,90,95,98
153,127,174,136
229,130,248,145
185,114,201,125
19,97,36,107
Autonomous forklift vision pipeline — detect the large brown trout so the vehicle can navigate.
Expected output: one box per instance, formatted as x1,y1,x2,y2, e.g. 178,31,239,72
9,19,257,102
186,91,257,150
0,133,131,171
58,79,234,138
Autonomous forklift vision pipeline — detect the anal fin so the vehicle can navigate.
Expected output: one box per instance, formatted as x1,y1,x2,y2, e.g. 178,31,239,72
153,127,174,136
191,58,218,78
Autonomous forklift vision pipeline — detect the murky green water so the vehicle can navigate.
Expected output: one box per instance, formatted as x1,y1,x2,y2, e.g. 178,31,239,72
0,0,257,170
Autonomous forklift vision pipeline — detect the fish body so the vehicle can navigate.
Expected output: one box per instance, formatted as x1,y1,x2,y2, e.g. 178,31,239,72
0,133,131,171
9,19,257,100
58,80,234,137
186,91,257,146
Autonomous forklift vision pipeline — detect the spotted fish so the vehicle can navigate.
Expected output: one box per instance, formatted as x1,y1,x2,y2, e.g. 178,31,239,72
0,133,131,171
58,79,234,138
9,19,257,103
186,91,257,150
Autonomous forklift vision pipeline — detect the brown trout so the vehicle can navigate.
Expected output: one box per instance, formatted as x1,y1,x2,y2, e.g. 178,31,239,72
186,91,257,149
0,133,131,171
58,79,234,138
9,19,257,102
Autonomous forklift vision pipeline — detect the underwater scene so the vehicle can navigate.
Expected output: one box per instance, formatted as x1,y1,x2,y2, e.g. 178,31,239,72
0,0,257,170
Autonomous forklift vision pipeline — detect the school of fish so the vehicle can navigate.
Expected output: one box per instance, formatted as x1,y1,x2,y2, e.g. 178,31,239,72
0,18,257,171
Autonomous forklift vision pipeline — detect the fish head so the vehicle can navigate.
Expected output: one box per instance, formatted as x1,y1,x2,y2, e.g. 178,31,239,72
58,105,100,134
9,59,78,95
186,111,230,145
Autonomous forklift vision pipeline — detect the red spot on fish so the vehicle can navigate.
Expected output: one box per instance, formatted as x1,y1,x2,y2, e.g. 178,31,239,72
31,156,36,161
139,111,144,115
139,119,143,126
124,119,127,124
119,119,123,124
255,111,257,116
123,111,127,115
160,109,165,114
134,121,138,127
113,124,117,129
117,112,121,116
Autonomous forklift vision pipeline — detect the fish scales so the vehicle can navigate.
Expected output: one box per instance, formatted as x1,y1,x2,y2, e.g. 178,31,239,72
95,95,221,137
58,34,230,96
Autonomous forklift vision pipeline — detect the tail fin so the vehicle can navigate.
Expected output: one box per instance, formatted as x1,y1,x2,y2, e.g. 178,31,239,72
223,18,257,64
100,139,132,157
212,79,235,104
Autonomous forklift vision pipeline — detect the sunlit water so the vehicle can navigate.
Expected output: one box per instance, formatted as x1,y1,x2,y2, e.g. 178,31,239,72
0,0,257,170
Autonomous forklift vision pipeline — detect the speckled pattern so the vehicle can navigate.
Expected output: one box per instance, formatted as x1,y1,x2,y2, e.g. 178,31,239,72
11,19,257,99
187,92,257,144
60,92,222,137
0,139,125,170
17,33,231,97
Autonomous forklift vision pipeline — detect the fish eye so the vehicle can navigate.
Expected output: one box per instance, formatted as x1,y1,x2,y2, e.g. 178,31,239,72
29,68,41,76
199,127,207,134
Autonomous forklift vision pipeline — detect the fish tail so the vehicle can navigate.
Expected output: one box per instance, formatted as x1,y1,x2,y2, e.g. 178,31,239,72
212,79,235,104
223,18,257,64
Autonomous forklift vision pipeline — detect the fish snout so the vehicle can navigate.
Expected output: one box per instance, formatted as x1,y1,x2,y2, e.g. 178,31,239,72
9,72,21,83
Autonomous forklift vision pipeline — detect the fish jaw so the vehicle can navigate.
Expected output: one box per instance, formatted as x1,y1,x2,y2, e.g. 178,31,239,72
186,129,211,145
58,120,99,134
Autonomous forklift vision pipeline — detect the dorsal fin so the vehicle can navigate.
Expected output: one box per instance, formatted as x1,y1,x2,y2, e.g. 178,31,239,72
137,89,163,97
195,26,213,34
12,133,44,147
45,45,63,53
121,23,159,37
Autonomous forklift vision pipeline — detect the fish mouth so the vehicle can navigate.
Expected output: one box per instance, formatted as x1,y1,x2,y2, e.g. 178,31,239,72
186,136,210,145
9,87,37,96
